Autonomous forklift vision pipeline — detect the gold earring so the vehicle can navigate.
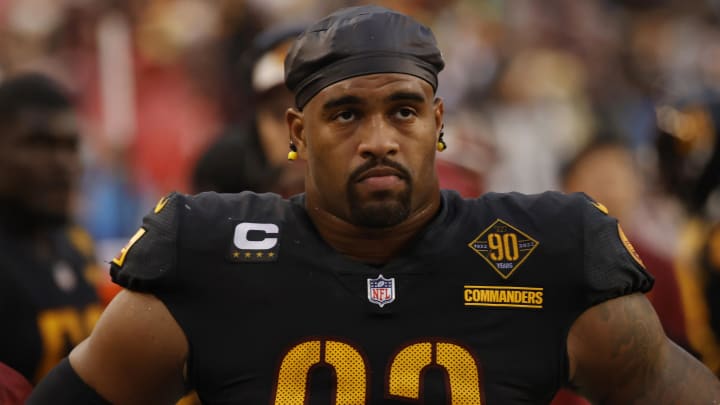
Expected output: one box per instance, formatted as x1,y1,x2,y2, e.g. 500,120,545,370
437,139,447,152
437,125,447,152
287,143,298,161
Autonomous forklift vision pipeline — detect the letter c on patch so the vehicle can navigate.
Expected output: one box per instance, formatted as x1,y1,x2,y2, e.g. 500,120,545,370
233,222,279,250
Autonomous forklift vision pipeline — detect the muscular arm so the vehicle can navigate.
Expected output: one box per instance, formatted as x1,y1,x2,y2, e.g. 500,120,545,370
67,290,188,404
568,292,720,403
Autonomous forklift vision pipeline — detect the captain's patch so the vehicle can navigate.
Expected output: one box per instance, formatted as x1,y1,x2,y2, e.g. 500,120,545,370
468,219,539,279
228,222,280,262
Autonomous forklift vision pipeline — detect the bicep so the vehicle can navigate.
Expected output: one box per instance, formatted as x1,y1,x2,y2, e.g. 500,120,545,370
69,289,189,405
568,292,720,404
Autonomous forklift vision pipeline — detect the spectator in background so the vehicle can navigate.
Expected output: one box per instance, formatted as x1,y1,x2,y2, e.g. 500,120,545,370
192,23,306,196
0,73,104,386
702,221,720,371
191,132,279,194
655,100,720,376
555,135,694,405
560,136,690,350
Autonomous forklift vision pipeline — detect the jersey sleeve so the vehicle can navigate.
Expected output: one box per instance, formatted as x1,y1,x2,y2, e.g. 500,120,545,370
575,192,654,308
109,192,183,292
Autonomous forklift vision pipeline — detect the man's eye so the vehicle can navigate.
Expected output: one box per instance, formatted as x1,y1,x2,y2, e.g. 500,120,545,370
395,108,416,119
335,110,355,123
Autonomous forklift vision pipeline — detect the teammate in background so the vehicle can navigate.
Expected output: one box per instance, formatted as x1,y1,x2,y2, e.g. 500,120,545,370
0,74,104,385
29,6,720,404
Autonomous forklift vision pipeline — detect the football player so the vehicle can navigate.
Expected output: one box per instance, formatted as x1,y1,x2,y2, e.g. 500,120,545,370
29,5,720,404
0,74,104,386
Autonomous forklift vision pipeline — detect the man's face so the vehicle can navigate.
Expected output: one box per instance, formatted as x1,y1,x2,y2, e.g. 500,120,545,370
0,108,81,223
290,73,443,228
563,145,641,221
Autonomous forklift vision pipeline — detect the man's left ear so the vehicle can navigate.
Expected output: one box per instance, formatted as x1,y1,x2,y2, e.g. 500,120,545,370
434,97,445,151
437,123,447,152
286,108,306,160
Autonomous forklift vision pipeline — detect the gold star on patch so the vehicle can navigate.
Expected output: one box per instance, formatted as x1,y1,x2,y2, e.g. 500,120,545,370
244,252,252,258
268,252,275,258
256,252,263,258
232,251,240,258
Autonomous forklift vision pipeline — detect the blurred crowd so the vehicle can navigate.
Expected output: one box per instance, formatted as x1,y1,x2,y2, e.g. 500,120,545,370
1,0,720,403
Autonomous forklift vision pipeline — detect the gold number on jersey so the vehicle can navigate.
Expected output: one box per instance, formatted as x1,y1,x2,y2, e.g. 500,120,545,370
488,232,519,261
274,339,482,404
273,340,367,405
35,304,103,382
388,342,482,403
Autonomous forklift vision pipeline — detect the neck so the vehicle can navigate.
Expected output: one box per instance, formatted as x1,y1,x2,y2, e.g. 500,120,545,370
305,191,442,265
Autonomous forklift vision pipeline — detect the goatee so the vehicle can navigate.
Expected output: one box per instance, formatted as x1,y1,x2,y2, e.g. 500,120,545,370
346,157,412,228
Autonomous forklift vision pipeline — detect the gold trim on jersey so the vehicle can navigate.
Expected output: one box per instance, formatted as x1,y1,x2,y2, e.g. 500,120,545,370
617,224,645,269
154,195,171,213
112,228,146,267
592,200,609,214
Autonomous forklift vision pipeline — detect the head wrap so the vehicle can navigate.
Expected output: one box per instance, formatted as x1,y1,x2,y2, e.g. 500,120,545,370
284,5,444,109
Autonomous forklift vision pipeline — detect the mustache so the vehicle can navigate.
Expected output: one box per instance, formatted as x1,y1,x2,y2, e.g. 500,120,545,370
348,157,412,184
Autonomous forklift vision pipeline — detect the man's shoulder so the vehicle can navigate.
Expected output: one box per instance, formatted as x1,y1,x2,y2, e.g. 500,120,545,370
178,191,295,250
110,191,294,291
451,190,594,220
481,189,588,208
183,191,291,223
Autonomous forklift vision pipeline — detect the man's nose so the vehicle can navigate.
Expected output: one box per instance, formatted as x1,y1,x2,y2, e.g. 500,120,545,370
357,115,399,159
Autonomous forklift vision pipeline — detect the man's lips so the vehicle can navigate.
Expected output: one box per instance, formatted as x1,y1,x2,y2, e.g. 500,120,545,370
355,166,406,183
354,166,406,190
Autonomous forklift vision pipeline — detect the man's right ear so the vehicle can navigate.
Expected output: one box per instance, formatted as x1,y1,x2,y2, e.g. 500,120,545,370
285,108,306,160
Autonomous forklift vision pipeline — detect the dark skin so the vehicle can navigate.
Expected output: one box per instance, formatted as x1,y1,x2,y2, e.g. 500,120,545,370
286,73,443,263
62,74,720,404
0,107,81,258
0,108,80,222
569,292,720,403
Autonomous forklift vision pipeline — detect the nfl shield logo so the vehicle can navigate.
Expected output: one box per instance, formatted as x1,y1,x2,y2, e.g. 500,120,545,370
367,274,396,307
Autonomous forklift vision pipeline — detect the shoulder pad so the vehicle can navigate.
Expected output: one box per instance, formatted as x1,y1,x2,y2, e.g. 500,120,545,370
479,190,588,221
110,192,183,291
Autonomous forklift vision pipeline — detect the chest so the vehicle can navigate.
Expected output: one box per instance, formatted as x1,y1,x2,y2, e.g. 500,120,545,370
175,249,572,405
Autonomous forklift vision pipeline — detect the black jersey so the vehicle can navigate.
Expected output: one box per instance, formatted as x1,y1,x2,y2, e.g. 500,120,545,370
0,226,102,383
111,190,653,404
